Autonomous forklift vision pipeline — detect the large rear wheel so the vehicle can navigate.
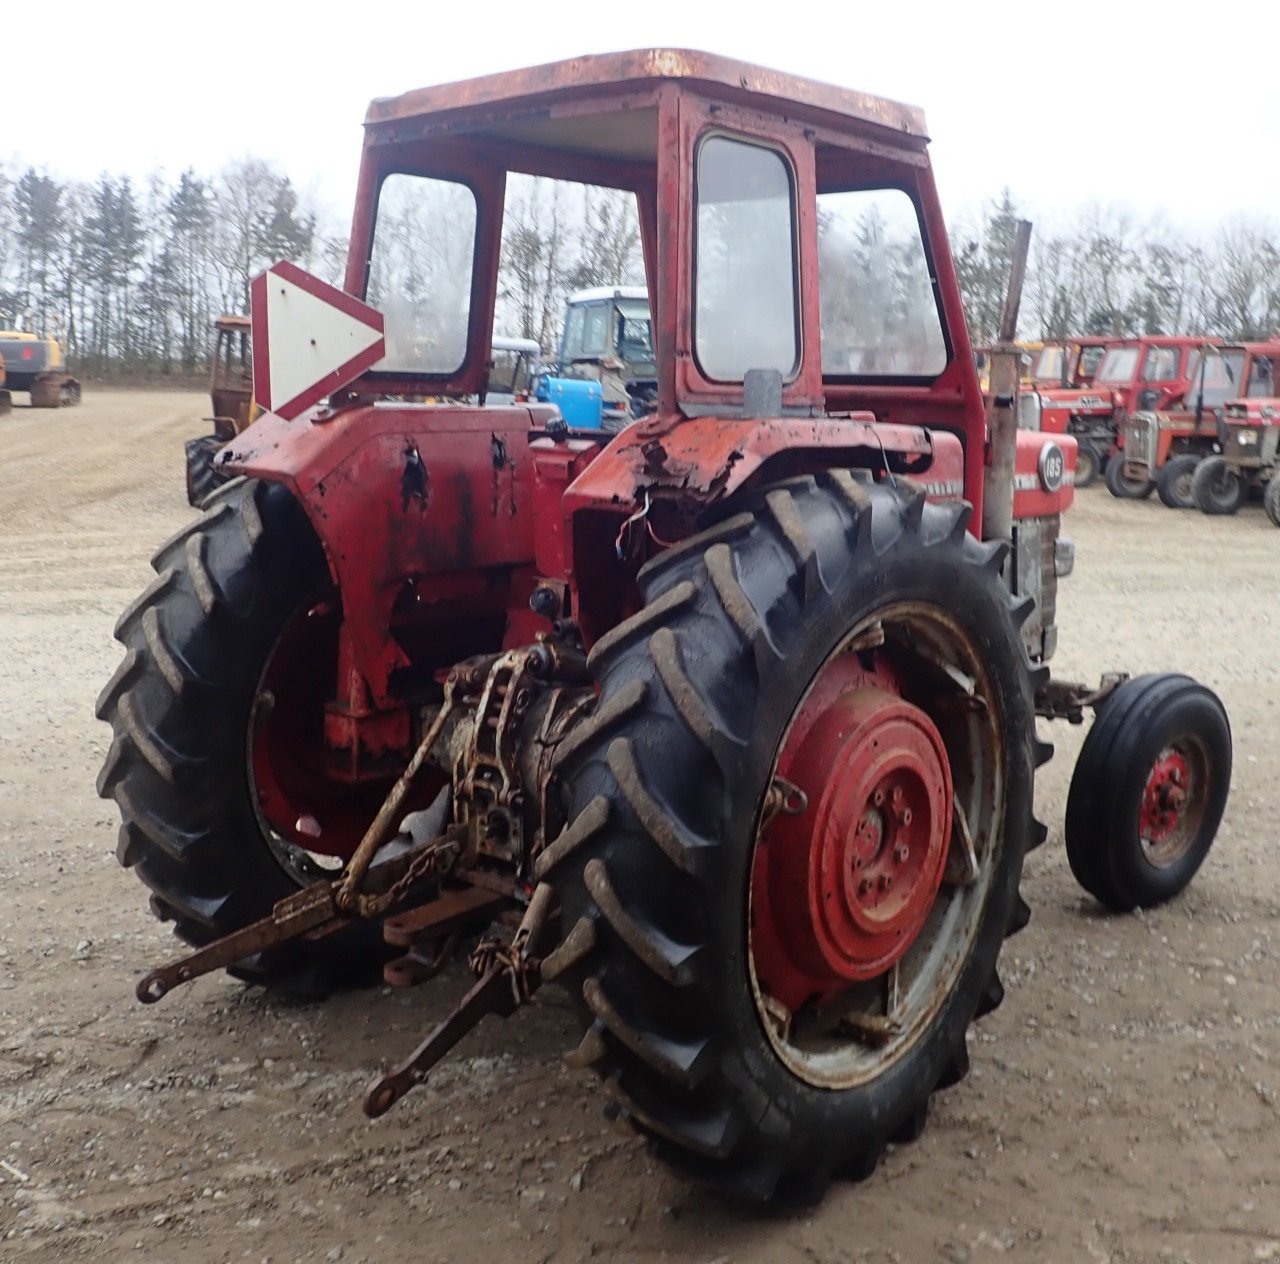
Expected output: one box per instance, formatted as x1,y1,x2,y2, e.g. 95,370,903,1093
97,478,389,994
538,474,1039,1201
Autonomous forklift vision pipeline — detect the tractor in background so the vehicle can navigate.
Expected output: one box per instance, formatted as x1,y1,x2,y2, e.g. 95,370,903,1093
0,328,81,407
185,315,254,505
97,50,1232,1203
1113,343,1280,507
1192,392,1280,520
1039,335,1210,487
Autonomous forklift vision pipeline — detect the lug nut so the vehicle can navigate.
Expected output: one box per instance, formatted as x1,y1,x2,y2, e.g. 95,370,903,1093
858,878,873,896
892,785,903,804
894,844,910,863
879,874,894,892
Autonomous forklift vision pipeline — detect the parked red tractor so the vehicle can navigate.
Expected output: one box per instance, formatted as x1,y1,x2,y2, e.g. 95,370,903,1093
1192,393,1280,519
1039,336,1210,488
1113,343,1280,507
96,51,1232,1202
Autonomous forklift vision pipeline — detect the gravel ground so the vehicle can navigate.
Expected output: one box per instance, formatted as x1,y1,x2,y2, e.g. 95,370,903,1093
2,389,1278,1263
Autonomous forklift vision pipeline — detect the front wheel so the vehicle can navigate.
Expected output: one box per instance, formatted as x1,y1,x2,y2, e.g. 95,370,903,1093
539,474,1037,1201
1157,454,1200,509
1192,456,1245,515
1074,441,1103,488
1065,675,1230,910
1105,455,1155,500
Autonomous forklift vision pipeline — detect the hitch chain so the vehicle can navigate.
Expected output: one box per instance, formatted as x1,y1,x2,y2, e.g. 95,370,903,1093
362,882,557,1117
135,679,463,1004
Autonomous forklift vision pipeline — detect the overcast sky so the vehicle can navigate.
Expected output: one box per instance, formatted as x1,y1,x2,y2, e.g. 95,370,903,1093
10,0,1279,236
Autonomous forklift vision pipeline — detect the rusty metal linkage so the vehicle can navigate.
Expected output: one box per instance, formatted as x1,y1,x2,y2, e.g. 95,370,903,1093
362,882,557,1118
1035,672,1130,724
134,684,465,1004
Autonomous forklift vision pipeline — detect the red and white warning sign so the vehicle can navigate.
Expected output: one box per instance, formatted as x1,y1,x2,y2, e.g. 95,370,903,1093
250,261,385,421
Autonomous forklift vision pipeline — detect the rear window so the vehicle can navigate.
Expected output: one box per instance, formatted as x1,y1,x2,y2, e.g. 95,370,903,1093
366,173,477,375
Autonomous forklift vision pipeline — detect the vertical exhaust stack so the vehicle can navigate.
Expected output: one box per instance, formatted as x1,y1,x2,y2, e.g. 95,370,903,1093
982,219,1033,543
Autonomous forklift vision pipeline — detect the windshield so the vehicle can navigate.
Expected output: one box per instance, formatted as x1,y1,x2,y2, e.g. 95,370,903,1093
1247,356,1276,397
1032,346,1065,382
1141,345,1182,382
615,299,655,376
1097,347,1139,384
1076,344,1106,383
1185,350,1245,409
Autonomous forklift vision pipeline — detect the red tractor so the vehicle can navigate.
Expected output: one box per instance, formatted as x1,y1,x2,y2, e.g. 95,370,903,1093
97,51,1232,1202
1192,393,1280,518
1039,335,1211,488
1112,342,1280,506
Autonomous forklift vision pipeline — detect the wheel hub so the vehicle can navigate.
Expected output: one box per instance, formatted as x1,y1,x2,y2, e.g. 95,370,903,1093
753,663,953,1011
1140,749,1190,848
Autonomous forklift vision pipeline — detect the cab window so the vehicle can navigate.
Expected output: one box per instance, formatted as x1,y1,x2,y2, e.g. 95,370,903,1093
694,135,799,381
367,173,477,374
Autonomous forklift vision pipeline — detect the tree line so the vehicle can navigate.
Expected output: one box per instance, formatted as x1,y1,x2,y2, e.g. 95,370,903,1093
0,158,335,377
956,190,1280,346
3,159,1278,377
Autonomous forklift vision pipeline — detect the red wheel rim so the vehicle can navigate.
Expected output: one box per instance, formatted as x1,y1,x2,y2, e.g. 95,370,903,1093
1138,745,1204,867
250,603,440,865
751,656,953,1013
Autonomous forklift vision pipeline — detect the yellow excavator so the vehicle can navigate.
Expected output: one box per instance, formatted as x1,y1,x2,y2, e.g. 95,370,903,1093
0,329,81,406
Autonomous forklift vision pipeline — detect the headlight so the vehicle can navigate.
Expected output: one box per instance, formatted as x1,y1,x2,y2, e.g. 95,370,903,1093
1054,537,1075,578
1018,390,1042,431
1238,430,1258,446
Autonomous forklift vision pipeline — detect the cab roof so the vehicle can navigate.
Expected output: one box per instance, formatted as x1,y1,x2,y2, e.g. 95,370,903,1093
364,48,928,149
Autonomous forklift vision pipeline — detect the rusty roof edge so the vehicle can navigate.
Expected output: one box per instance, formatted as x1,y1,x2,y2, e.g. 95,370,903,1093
364,48,928,140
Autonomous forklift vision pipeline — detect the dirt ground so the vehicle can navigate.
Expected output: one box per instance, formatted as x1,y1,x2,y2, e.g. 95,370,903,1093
2,388,1279,1264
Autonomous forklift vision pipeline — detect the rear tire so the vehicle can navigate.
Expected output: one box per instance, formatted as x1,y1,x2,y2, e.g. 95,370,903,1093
1074,442,1102,488
1263,477,1280,528
1191,456,1245,515
96,477,384,995
1065,675,1230,910
185,434,227,508
1104,456,1154,500
1157,454,1200,509
538,475,1038,1201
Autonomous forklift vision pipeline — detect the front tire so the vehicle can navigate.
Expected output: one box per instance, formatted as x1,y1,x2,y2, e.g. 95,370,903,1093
1065,675,1230,910
1074,441,1103,488
96,478,384,994
1105,456,1155,500
1192,456,1245,515
538,475,1038,1201
1263,477,1280,527
1157,454,1200,509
